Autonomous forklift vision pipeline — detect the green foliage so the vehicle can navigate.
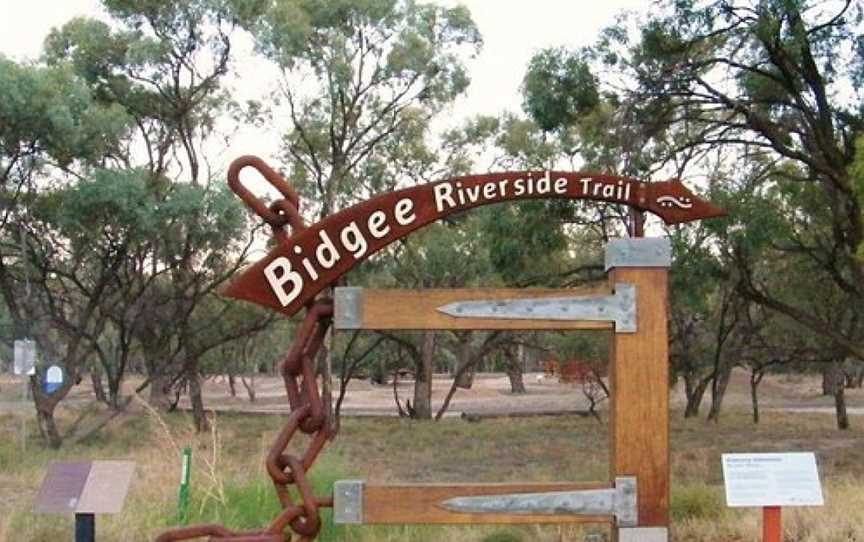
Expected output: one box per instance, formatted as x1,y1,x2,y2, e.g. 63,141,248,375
175,457,358,541
242,0,482,216
480,532,523,542
671,484,727,522
379,219,495,289
853,136,864,261
479,201,570,286
522,47,599,132
37,168,246,267
42,0,238,185
0,56,129,169
545,330,609,365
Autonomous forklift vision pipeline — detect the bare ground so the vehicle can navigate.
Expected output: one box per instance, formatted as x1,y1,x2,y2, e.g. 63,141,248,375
195,367,864,417
2,368,862,417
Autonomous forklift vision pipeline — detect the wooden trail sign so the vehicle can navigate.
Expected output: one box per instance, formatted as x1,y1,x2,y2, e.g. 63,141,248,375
224,168,725,316
210,157,727,542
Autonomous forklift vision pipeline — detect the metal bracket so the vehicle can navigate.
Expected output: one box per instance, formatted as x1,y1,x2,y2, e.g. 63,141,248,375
436,283,637,333
605,238,671,271
438,477,637,526
334,287,364,329
333,480,364,524
614,476,637,527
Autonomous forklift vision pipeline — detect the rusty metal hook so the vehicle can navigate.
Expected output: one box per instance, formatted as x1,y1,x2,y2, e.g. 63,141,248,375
227,156,302,227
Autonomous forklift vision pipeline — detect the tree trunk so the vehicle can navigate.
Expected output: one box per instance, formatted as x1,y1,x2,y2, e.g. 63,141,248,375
824,360,851,430
228,373,237,397
107,374,123,411
505,349,526,394
240,375,256,402
706,366,731,423
36,407,63,449
30,377,68,449
683,375,710,418
189,373,210,432
90,369,108,405
454,332,475,389
834,380,850,430
822,364,844,395
455,363,475,389
412,332,435,420
149,373,173,410
750,370,763,424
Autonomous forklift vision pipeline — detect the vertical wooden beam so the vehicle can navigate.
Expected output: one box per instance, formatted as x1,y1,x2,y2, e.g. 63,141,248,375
607,238,671,540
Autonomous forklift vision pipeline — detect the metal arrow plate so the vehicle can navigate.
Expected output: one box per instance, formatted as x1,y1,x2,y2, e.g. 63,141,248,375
436,283,637,333
438,477,637,526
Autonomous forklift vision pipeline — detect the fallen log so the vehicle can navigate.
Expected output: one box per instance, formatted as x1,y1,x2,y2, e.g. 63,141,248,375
460,409,594,422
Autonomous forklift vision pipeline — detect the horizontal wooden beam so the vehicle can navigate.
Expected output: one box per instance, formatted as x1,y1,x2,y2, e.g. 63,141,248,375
335,482,614,525
334,287,617,330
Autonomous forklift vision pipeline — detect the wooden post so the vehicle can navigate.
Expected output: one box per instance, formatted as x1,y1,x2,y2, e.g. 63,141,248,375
763,506,781,542
607,238,671,541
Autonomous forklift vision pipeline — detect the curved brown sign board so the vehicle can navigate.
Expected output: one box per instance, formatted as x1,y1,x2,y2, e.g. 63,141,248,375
224,170,725,316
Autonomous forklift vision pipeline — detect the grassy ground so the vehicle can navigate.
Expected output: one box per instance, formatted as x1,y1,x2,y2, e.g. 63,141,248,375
1,397,863,542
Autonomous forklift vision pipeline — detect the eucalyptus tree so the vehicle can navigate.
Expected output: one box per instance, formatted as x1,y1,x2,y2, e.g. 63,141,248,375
591,0,864,365
240,0,482,217
0,57,129,341
702,158,856,427
41,1,271,428
0,57,130,447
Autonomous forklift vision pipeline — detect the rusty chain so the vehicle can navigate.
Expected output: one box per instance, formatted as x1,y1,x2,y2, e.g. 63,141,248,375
157,157,334,542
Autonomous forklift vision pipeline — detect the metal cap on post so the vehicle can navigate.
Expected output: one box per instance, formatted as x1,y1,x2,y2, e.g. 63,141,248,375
605,238,671,271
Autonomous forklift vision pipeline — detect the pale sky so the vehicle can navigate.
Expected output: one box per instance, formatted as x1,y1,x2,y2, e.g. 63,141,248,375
0,0,646,119
0,0,649,183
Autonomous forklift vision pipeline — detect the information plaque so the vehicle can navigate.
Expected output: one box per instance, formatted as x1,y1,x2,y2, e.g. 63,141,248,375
13,339,36,376
721,452,824,508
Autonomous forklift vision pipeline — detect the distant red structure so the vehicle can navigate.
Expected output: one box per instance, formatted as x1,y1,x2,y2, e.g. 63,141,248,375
542,359,598,384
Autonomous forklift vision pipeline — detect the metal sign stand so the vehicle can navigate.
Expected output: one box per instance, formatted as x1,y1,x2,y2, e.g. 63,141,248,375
763,507,781,542
75,513,95,542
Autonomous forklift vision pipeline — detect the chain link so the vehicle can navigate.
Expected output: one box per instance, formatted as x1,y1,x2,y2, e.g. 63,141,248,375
157,158,334,542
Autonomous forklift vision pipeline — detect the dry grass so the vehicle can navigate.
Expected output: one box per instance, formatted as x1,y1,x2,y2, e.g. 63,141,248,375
0,388,862,541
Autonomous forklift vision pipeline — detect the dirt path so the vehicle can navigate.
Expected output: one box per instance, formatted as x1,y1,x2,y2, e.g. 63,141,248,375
198,372,594,417
2,368,862,417
195,367,864,417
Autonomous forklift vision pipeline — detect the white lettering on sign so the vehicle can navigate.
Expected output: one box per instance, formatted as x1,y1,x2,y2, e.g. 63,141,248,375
262,173,643,309
264,257,304,307
722,453,824,508
266,197,419,307
394,198,416,226
579,178,631,201
433,171,569,213
367,211,389,238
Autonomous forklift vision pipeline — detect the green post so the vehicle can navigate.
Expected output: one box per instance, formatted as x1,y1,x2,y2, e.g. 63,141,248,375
177,446,192,524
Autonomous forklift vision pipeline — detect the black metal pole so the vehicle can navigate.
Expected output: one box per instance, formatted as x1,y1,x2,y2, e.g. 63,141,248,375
75,513,95,542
